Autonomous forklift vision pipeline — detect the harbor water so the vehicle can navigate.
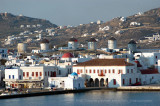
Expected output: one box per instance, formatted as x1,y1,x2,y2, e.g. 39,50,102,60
0,90,160,106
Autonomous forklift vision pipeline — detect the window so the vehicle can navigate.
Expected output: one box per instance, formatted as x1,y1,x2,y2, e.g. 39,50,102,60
129,78,131,84
156,56,158,59
40,72,42,76
90,70,92,73
127,69,129,73
94,70,95,73
105,70,107,73
36,72,38,77
112,69,115,73
86,69,87,73
81,69,83,73
77,69,79,74
136,78,138,83
131,69,133,73
23,72,25,77
12,75,14,79
9,75,11,79
123,79,125,85
97,70,99,73
118,70,121,74
48,71,49,76
32,72,34,76
109,70,111,73
101,70,103,74
27,72,29,77
45,72,47,76
139,78,141,83
113,79,116,85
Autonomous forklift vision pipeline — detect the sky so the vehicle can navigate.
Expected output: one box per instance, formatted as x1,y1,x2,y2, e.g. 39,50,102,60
0,0,160,26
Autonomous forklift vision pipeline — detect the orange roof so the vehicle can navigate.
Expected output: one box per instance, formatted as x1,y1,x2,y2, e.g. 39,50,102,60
140,69,159,74
73,58,134,67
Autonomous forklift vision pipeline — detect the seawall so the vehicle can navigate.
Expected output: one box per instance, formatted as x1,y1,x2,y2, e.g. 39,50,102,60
0,88,111,99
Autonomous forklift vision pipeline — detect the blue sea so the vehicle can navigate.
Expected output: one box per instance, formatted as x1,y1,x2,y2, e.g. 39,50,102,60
0,90,160,106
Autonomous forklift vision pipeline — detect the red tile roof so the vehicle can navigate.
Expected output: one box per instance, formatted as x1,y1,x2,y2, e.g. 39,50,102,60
62,53,74,58
73,58,134,67
140,69,159,74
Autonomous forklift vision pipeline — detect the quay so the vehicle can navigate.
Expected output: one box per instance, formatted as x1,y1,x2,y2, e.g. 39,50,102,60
2,85,160,99
0,88,114,99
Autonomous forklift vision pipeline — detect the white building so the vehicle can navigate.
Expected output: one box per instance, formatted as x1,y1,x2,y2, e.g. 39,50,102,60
134,52,160,69
48,72,84,90
140,69,160,85
73,58,141,88
68,37,78,50
108,37,117,50
4,67,22,88
128,40,137,53
40,39,50,51
4,65,58,88
0,48,8,59
88,38,97,50
64,72,84,90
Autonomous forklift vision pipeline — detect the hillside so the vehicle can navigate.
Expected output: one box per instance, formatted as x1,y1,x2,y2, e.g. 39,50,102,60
0,13,57,36
0,8,160,50
51,8,160,49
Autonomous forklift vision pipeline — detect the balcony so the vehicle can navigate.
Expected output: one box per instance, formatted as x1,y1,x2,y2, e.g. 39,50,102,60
98,73,105,76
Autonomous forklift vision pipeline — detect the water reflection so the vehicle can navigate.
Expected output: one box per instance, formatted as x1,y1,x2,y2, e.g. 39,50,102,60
0,91,159,106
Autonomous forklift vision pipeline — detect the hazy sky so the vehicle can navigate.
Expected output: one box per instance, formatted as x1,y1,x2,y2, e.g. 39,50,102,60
0,0,160,26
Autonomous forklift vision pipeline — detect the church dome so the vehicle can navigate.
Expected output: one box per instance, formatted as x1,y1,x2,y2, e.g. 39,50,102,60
71,72,78,76
62,53,74,58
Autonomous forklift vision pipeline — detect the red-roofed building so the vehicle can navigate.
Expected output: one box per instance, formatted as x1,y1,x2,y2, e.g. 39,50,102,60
140,69,160,85
61,53,74,61
73,58,141,88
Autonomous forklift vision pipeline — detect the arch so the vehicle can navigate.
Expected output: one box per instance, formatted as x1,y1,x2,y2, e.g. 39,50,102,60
95,78,99,87
89,78,94,87
100,78,104,87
